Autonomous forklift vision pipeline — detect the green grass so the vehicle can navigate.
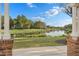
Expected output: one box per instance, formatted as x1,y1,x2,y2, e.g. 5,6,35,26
7,29,66,49
11,29,45,34
13,36,66,49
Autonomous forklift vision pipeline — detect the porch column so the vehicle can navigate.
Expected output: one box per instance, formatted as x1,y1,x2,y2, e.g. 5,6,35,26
72,6,78,36
67,3,79,56
3,3,10,39
0,3,13,56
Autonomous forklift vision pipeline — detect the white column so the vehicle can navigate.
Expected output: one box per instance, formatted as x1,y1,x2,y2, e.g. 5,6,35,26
71,6,78,37
3,3,11,40
0,4,1,39
76,7,79,35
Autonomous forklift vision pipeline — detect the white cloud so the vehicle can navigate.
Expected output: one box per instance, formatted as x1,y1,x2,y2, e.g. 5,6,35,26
43,6,64,17
32,16,45,22
47,9,59,16
27,3,36,8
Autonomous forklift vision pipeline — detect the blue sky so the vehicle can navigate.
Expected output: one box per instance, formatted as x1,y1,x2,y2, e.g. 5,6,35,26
1,3,72,27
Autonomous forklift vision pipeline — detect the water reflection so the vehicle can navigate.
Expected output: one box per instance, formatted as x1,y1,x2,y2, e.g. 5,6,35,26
45,31,64,36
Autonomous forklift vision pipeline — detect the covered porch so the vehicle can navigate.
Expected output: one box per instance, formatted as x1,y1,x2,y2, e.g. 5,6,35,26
0,3,79,56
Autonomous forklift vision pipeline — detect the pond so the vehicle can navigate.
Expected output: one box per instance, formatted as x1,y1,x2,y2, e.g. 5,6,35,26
45,30,65,36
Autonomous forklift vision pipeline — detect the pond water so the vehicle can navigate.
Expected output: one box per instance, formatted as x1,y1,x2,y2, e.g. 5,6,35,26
45,30,65,36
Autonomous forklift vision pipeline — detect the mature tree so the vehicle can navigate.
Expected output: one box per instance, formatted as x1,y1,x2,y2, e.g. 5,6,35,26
64,24,72,34
19,15,27,28
33,20,46,29
14,15,33,29
23,20,33,29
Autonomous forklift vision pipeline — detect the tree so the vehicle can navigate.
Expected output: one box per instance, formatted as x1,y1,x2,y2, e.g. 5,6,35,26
1,16,4,29
33,20,46,29
19,15,27,29
64,24,72,34
15,15,22,29
12,19,17,29
64,4,72,17
23,20,33,29
14,15,33,29
10,17,14,29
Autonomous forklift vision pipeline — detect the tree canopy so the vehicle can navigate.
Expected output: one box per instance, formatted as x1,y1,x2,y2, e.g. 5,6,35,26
1,15,47,29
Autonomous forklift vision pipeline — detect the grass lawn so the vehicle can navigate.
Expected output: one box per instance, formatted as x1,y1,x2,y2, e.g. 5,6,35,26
1,29,66,49
13,36,66,49
11,29,46,34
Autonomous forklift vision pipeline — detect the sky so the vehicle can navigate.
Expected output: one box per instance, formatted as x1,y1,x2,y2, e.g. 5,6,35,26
1,3,72,27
